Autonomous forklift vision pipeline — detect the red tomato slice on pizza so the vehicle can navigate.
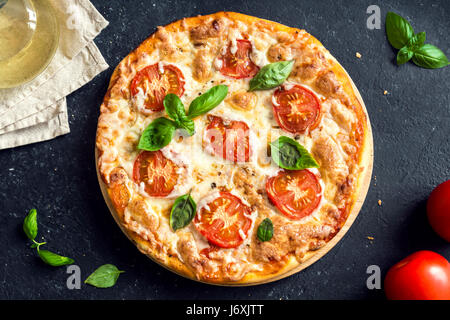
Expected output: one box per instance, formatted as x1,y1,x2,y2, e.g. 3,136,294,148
133,150,179,197
194,192,253,248
131,63,185,112
266,169,322,220
204,115,251,163
220,39,259,79
273,85,321,133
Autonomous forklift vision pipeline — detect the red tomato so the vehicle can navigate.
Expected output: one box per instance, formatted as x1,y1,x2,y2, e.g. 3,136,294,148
132,151,179,197
194,192,253,248
266,169,322,220
203,115,251,163
272,85,321,133
427,180,450,242
130,63,185,112
219,39,259,79
384,251,450,300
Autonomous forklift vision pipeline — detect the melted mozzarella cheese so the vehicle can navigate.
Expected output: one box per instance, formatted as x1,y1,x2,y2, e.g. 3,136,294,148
103,20,357,278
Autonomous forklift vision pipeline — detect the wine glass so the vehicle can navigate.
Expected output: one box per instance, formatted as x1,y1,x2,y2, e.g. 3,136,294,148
0,0,59,88
0,0,36,62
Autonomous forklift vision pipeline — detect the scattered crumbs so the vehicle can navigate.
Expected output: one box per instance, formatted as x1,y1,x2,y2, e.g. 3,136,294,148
355,52,362,58
367,236,374,240
378,199,382,206
383,90,389,95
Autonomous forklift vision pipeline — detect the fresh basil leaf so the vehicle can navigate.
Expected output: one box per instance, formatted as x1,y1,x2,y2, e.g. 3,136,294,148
257,218,273,242
249,60,294,91
412,44,449,69
164,94,186,124
170,193,196,231
163,94,195,136
187,85,228,119
84,264,124,288
273,139,300,168
38,249,74,267
23,208,38,241
386,12,414,50
137,117,176,151
177,118,195,136
397,46,414,65
407,32,426,51
270,136,319,170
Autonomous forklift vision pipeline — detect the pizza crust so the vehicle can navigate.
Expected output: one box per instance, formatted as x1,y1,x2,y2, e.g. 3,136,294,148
95,12,373,285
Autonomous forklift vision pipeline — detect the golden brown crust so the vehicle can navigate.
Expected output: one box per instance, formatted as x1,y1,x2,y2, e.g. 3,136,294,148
95,11,372,285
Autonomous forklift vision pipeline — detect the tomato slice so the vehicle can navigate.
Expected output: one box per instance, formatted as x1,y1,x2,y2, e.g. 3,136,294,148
204,115,251,163
273,85,321,133
219,39,259,79
194,192,253,248
132,151,179,197
266,170,322,220
130,63,185,112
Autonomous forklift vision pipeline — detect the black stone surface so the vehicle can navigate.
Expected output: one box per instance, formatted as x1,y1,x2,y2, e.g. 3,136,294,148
0,0,449,300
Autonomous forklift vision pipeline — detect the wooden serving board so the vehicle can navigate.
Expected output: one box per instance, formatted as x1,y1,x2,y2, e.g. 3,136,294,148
95,64,374,287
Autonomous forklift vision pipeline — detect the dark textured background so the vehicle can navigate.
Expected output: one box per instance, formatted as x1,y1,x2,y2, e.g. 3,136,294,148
0,0,449,300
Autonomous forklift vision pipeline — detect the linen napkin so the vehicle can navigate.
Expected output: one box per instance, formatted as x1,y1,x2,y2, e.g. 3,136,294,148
0,0,109,149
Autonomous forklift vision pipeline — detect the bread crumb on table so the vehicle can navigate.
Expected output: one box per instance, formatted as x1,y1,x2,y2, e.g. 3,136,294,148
383,90,388,95
378,199,382,206
367,236,374,240
356,52,362,58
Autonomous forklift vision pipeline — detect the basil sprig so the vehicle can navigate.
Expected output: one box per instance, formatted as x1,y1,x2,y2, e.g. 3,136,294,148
397,32,425,65
412,44,450,69
138,85,228,151
23,208,38,242
187,85,228,119
163,94,195,136
170,192,197,231
270,136,319,170
37,250,74,267
386,12,414,50
85,264,124,288
257,218,273,242
137,117,177,151
22,209,74,266
249,60,294,91
386,12,449,68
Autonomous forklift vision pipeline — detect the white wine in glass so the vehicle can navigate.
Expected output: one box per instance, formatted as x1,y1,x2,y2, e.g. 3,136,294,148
0,0,59,88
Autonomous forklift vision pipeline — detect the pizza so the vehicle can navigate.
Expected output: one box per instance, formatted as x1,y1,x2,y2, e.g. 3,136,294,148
95,12,373,284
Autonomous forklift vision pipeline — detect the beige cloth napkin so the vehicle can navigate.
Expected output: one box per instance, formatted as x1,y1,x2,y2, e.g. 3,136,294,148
0,0,109,149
